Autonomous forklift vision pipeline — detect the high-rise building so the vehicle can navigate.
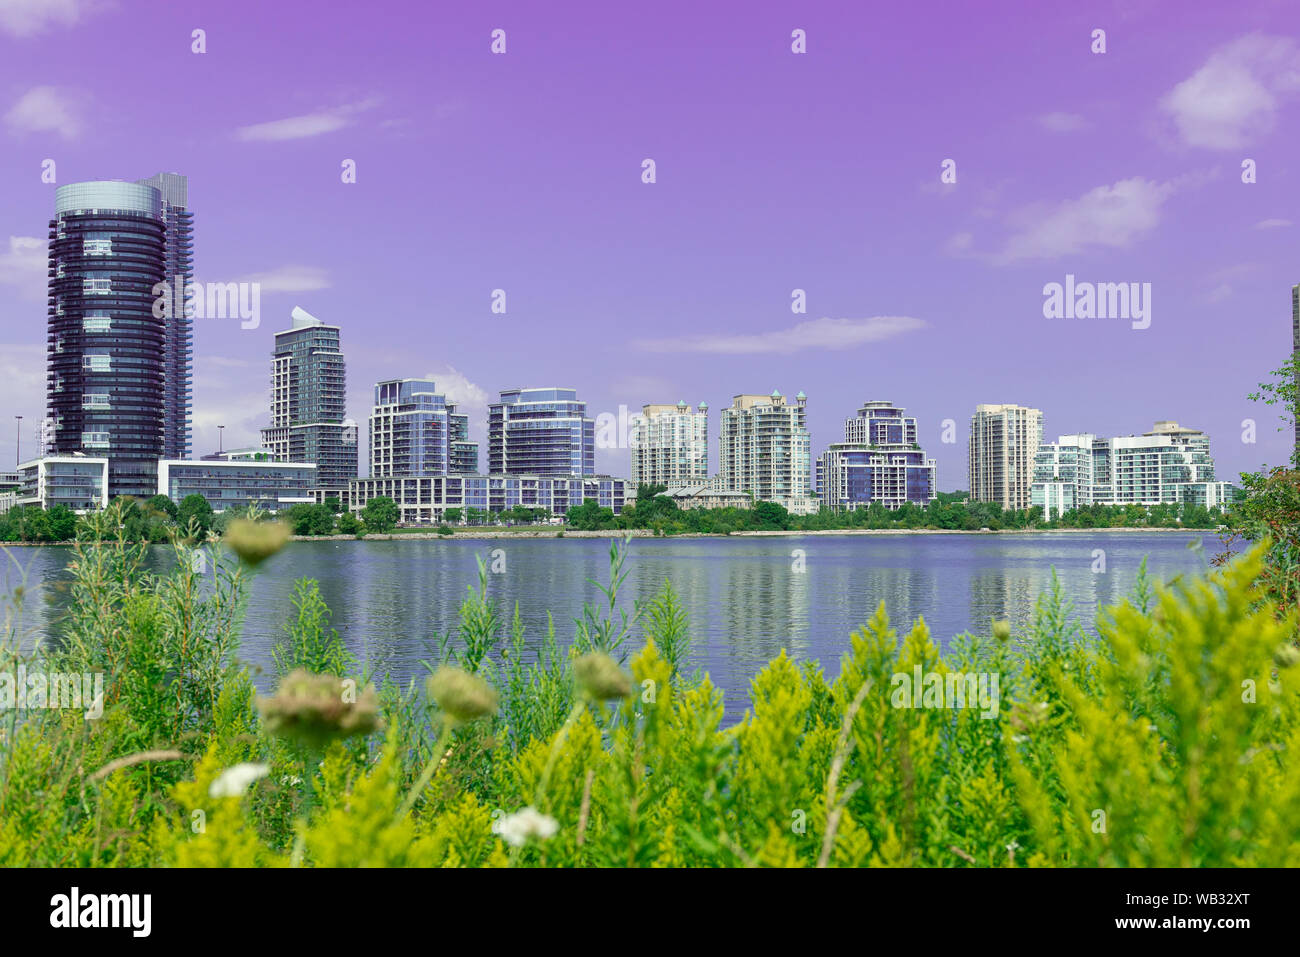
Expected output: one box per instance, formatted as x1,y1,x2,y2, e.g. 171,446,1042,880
137,173,193,460
816,400,936,509
369,377,478,478
630,401,708,487
718,391,816,513
487,388,594,476
45,176,193,498
47,181,168,497
260,306,358,492
1031,421,1236,518
968,403,1043,511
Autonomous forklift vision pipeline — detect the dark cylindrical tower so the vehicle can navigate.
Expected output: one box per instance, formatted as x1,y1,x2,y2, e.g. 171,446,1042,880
48,181,166,498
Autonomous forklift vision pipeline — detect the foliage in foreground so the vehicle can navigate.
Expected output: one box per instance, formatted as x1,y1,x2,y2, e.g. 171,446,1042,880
0,512,1297,867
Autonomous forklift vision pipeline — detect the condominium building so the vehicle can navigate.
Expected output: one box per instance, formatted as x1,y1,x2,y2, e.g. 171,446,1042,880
47,181,167,496
1030,421,1237,518
158,459,316,511
348,473,631,525
1030,433,1108,518
138,173,194,460
718,391,816,514
630,401,708,487
14,456,109,512
369,378,478,478
969,404,1043,511
816,400,937,509
260,306,358,492
487,388,594,476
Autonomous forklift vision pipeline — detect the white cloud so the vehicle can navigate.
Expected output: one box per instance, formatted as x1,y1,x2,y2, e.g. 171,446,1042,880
237,265,330,293
1255,218,1292,229
191,357,270,454
4,86,83,139
1039,112,1089,133
424,366,490,425
633,316,924,354
1208,283,1233,303
991,177,1178,264
0,236,46,300
0,0,99,37
1161,34,1300,149
0,343,49,459
236,98,381,142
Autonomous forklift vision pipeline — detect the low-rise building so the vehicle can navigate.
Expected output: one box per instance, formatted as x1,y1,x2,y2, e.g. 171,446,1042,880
347,473,633,525
660,483,753,510
14,456,109,512
158,459,317,511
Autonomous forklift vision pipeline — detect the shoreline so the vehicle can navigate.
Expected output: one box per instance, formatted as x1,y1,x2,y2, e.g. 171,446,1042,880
0,526,1223,547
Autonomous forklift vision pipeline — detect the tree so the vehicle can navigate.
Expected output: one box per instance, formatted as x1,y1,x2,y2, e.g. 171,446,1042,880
323,496,342,515
285,502,336,536
565,499,616,530
144,494,178,521
177,494,215,538
444,507,463,525
47,504,77,542
361,496,399,533
750,500,790,531
338,512,363,536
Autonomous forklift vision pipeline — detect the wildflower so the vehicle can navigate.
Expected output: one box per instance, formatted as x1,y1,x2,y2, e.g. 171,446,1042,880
493,806,559,847
575,652,632,701
224,519,291,566
1273,644,1300,670
208,762,271,799
257,670,382,750
991,619,1011,642
427,667,498,724
1009,700,1048,733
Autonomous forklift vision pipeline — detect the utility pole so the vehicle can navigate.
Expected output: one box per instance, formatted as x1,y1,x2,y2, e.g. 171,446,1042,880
14,415,21,467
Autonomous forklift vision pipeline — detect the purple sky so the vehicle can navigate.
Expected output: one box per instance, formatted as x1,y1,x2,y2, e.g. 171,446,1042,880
2,0,1298,487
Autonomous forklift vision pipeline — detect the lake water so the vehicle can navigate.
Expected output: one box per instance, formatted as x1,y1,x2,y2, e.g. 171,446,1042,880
0,531,1215,715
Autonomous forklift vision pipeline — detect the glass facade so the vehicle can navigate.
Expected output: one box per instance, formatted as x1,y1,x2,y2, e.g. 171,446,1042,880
816,401,936,509
48,182,167,498
17,457,109,512
159,460,316,511
349,473,630,525
487,388,595,476
370,378,478,477
260,308,358,490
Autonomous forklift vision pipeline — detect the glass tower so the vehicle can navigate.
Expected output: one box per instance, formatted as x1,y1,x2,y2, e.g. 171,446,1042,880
487,388,594,476
137,173,194,460
260,307,358,491
369,378,478,477
47,181,168,498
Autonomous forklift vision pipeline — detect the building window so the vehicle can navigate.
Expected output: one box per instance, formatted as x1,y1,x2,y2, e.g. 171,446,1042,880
83,277,112,295
83,354,111,372
83,239,113,256
82,394,111,410
83,316,112,333
81,431,110,448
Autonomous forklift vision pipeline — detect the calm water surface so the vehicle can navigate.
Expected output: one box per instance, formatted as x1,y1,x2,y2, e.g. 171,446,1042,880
1,532,1212,714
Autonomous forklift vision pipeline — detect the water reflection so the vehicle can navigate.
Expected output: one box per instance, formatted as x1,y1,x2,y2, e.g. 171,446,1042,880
1,532,1209,717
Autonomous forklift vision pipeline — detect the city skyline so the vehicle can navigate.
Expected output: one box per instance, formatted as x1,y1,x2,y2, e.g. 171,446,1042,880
1,1,1298,490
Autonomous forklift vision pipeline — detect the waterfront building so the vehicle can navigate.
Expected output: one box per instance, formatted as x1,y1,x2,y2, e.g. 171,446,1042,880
968,404,1044,511
815,400,937,509
347,473,632,525
659,483,752,510
260,306,358,493
630,401,709,487
138,173,194,460
45,176,193,497
14,456,109,512
1030,421,1237,518
717,391,817,514
487,388,594,476
369,378,478,478
157,459,316,511
200,446,277,462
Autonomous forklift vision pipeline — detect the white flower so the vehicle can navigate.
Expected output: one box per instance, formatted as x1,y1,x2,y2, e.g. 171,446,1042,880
492,806,559,847
208,762,271,798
